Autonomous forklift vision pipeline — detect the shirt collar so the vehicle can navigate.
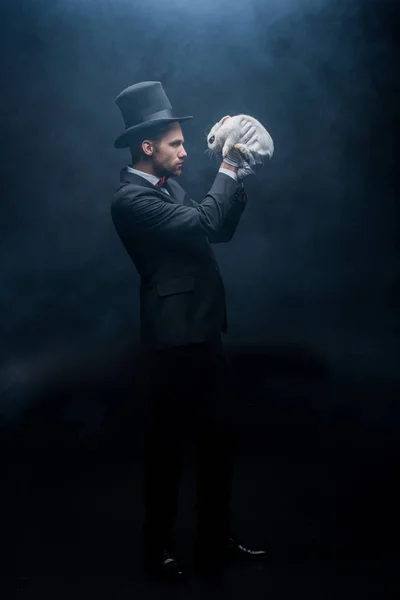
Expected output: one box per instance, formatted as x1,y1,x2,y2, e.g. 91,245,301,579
126,166,162,186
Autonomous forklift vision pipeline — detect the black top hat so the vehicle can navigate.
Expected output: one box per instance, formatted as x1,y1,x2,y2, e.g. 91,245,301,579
113,81,194,148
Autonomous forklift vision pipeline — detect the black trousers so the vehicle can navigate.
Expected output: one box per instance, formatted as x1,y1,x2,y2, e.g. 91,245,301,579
140,335,239,555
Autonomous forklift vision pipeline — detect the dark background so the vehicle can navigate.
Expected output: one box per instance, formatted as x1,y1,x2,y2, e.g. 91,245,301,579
0,0,398,595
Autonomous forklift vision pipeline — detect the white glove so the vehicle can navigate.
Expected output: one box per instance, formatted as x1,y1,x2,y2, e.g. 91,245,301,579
223,120,257,168
224,119,262,179
237,161,256,180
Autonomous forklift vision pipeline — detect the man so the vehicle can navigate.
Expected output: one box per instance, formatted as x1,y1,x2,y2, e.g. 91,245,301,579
111,81,268,582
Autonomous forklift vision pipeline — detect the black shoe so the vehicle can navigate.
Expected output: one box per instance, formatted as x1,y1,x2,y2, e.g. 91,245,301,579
226,536,270,563
194,535,270,572
143,548,186,583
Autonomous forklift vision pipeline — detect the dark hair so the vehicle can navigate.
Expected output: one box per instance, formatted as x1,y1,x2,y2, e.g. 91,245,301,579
129,122,176,164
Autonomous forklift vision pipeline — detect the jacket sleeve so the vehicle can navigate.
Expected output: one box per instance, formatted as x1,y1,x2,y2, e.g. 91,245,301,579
111,173,241,243
184,185,248,243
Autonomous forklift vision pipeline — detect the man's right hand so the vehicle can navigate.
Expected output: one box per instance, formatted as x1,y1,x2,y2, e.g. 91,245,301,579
223,120,257,168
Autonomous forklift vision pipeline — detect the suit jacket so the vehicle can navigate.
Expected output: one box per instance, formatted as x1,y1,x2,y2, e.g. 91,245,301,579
111,168,248,349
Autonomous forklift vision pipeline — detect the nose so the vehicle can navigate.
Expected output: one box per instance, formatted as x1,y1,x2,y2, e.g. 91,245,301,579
179,146,187,159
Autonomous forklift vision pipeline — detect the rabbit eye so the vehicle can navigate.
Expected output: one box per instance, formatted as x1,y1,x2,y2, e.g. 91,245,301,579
208,136,215,144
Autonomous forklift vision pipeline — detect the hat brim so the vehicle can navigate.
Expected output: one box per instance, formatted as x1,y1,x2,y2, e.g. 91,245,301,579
114,116,194,149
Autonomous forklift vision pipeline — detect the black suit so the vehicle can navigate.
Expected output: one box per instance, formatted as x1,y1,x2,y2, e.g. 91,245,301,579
111,168,248,556
111,168,247,349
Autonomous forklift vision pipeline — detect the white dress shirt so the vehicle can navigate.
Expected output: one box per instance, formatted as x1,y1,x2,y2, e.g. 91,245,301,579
126,165,237,196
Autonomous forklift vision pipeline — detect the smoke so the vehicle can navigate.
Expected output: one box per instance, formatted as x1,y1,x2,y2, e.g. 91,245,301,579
0,0,397,380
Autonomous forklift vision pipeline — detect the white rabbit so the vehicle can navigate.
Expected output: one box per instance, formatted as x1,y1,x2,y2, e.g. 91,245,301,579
206,114,274,164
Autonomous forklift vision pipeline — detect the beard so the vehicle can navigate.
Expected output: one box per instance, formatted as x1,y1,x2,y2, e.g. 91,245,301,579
154,156,181,178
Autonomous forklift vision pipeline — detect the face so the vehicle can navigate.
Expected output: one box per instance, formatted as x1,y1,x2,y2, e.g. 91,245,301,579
143,122,187,178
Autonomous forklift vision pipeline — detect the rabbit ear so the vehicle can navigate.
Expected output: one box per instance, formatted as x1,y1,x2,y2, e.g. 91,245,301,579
213,115,231,133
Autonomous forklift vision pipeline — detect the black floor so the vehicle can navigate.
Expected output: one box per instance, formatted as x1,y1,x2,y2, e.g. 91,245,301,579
2,453,397,599
1,342,398,598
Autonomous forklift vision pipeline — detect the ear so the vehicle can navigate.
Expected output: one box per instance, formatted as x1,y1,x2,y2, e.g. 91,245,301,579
142,140,153,156
220,115,231,125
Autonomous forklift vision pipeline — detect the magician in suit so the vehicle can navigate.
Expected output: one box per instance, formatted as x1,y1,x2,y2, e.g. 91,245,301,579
111,81,269,581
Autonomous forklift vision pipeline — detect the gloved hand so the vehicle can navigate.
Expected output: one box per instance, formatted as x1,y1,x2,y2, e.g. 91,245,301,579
237,160,257,180
223,119,262,179
223,120,256,167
